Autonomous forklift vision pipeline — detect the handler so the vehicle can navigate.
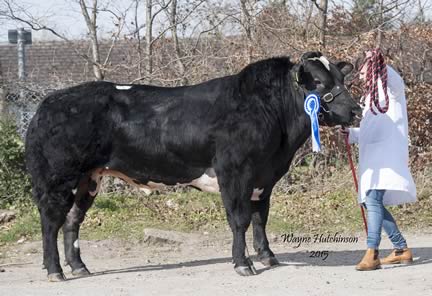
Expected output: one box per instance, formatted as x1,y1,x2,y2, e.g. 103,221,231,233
341,49,417,271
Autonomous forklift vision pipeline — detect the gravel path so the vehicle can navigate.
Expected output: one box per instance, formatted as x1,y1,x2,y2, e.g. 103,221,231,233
1,230,431,296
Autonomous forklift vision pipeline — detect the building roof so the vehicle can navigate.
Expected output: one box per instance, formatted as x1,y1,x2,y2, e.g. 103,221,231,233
0,39,141,86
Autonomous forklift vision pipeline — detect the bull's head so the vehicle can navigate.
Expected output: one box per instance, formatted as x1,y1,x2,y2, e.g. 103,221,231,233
294,51,361,126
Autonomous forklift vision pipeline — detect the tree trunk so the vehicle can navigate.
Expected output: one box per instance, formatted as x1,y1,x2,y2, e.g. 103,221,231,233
79,0,103,80
146,0,153,82
170,0,187,85
240,0,253,63
134,0,143,78
417,0,426,23
376,0,384,47
319,0,328,49
302,1,314,41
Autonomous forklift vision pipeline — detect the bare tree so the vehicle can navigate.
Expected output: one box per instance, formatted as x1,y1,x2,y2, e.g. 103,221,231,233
240,0,254,62
169,0,187,85
130,0,207,84
79,0,103,80
301,1,315,41
414,0,430,23
145,0,153,81
133,0,144,78
312,0,329,49
0,0,125,81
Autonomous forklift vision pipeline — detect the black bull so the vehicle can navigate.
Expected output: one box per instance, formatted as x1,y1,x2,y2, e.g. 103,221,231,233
25,52,361,281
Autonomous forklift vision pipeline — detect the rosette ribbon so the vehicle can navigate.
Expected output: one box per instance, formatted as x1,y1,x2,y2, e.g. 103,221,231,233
304,93,321,152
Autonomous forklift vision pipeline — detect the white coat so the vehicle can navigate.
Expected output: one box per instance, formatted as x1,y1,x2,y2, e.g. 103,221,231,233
348,65,417,206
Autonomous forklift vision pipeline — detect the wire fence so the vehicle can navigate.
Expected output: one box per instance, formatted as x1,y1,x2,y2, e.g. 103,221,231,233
2,82,62,138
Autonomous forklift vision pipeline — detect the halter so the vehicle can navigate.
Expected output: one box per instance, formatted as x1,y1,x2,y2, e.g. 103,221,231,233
293,57,350,115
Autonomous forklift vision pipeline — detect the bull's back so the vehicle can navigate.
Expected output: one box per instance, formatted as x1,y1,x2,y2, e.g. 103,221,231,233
25,78,237,186
108,79,236,178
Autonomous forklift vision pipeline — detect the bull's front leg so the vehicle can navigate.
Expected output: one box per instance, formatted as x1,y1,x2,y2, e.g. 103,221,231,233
217,166,257,276
251,188,279,267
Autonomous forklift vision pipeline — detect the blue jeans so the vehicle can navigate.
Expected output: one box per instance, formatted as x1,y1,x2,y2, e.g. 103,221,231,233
365,190,408,250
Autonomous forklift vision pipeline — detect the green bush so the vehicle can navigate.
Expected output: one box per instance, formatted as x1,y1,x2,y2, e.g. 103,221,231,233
0,120,32,208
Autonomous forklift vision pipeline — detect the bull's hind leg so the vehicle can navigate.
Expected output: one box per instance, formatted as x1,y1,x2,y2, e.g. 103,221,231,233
251,190,279,267
217,167,257,276
63,176,96,277
38,189,74,282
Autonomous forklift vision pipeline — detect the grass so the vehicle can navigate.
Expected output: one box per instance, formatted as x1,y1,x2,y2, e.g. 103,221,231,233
0,206,40,243
1,167,431,245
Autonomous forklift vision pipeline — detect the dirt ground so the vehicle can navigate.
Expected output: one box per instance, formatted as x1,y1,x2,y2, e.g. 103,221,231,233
1,229,431,296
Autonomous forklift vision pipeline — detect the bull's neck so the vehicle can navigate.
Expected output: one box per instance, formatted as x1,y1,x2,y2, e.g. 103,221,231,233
280,82,311,151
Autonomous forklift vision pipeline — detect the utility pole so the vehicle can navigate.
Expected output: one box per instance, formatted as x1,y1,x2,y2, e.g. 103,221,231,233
17,28,26,81
8,28,32,81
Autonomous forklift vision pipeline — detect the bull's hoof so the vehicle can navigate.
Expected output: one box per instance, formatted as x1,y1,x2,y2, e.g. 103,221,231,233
71,266,91,277
234,258,257,276
48,272,66,282
234,265,256,276
260,256,280,267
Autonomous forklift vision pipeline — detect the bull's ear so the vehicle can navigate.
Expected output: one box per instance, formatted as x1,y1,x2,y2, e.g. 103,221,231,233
336,62,354,76
294,64,313,87
294,64,305,84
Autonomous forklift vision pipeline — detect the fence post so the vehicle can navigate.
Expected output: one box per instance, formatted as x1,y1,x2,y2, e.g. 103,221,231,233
0,87,5,120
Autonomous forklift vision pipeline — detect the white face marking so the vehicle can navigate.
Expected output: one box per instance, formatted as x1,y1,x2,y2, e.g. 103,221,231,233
308,57,330,71
319,56,331,71
251,188,264,201
72,188,77,195
115,85,132,90
73,239,80,249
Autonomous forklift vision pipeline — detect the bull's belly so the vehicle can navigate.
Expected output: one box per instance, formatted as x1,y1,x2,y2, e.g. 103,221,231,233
85,167,264,201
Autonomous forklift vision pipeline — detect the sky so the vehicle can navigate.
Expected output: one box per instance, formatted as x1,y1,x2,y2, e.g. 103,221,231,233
1,0,137,42
1,0,430,43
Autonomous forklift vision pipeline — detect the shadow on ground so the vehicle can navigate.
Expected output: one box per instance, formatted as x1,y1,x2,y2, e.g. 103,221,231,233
66,247,432,281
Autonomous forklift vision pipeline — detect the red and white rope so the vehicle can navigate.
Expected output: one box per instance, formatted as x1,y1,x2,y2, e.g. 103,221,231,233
363,48,390,115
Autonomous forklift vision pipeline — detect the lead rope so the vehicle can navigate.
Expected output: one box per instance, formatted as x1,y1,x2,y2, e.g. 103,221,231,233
344,134,368,235
363,48,390,115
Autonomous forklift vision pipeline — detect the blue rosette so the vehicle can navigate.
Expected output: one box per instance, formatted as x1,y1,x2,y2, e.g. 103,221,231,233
304,93,321,152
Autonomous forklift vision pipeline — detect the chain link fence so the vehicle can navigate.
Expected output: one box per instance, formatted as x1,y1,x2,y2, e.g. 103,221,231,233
0,80,135,195
1,82,63,138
